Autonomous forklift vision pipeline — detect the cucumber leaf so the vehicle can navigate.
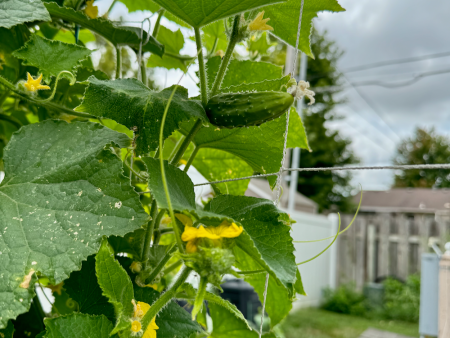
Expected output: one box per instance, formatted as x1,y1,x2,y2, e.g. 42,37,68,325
0,0,50,29
263,0,345,57
12,34,92,82
75,77,208,154
147,26,188,71
0,120,148,328
43,314,114,338
95,239,134,335
151,0,288,28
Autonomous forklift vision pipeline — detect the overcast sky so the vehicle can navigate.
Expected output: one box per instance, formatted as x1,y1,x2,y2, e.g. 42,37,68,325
101,0,450,191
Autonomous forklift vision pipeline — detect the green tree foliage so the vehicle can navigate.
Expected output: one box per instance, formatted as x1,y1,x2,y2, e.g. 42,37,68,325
292,30,358,212
393,127,450,188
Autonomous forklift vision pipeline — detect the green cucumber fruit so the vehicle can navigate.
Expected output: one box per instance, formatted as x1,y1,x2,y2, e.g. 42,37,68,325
205,91,294,128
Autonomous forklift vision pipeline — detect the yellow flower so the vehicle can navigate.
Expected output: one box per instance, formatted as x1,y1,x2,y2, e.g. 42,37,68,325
181,222,243,253
85,0,98,19
248,11,273,32
131,300,159,338
24,73,50,92
130,261,142,273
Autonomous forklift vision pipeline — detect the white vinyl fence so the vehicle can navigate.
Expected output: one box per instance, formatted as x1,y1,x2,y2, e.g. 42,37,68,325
288,210,338,308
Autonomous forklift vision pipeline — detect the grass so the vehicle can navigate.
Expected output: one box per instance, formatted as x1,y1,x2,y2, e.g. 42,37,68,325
281,308,419,338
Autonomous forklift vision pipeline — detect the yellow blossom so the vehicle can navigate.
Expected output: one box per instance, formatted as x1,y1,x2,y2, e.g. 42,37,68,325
131,300,159,338
215,50,225,58
24,73,50,92
85,0,98,19
248,11,273,32
181,222,243,253
130,261,142,273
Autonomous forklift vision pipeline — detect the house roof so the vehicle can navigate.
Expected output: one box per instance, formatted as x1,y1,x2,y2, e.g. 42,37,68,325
354,188,450,213
245,179,317,214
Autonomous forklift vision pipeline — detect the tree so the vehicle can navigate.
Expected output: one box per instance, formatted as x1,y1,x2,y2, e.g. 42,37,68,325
295,30,358,213
393,127,450,188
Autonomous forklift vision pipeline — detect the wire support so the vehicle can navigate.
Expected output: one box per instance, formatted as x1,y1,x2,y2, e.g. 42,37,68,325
192,163,450,187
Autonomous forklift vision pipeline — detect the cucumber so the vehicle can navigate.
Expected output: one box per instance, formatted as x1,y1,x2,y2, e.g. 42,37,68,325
205,91,294,128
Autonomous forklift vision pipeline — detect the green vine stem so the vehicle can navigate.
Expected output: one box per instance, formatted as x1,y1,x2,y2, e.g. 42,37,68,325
170,119,202,166
207,37,219,58
116,47,121,79
40,70,76,102
0,75,95,119
168,135,186,162
210,15,240,97
194,27,208,106
163,259,182,274
140,266,192,329
152,209,166,245
140,61,147,86
152,10,165,38
0,113,22,129
139,243,177,285
183,146,200,172
142,199,159,265
159,84,185,253
192,276,207,320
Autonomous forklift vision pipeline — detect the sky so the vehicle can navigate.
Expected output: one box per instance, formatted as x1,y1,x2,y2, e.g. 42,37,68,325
95,0,450,191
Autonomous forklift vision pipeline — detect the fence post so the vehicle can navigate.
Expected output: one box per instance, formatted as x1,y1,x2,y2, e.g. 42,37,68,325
439,245,450,337
356,217,366,290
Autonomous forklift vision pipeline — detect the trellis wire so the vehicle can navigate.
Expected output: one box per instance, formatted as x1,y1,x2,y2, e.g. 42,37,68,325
265,1,305,337
190,163,450,187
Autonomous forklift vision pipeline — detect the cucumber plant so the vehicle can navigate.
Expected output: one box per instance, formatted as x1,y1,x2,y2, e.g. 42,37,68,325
0,0,345,337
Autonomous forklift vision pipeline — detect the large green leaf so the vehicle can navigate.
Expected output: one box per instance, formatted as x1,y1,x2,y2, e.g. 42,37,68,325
205,195,296,288
64,255,115,322
192,148,253,195
208,302,276,338
44,2,164,56
133,287,202,338
118,0,191,28
12,34,92,82
95,239,134,335
205,56,283,90
264,0,345,57
43,314,114,338
142,157,196,211
151,0,287,28
0,120,148,328
0,0,50,29
147,26,187,71
0,25,31,80
108,228,146,260
75,77,208,154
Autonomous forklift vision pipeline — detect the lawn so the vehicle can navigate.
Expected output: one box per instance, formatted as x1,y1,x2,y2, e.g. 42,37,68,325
281,308,419,338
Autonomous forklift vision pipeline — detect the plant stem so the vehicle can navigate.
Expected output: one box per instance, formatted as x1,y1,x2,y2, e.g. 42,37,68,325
184,146,200,172
150,209,166,247
192,276,207,320
194,27,208,106
168,135,185,162
0,113,22,129
116,47,121,79
141,266,192,328
207,37,219,58
152,10,165,38
210,15,240,97
142,200,158,264
141,243,177,284
159,85,185,253
163,259,182,274
164,51,196,62
0,89,10,108
140,61,147,86
0,76,96,119
170,119,202,166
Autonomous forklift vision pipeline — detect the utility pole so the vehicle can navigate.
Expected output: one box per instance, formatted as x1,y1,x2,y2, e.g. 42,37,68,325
288,52,308,212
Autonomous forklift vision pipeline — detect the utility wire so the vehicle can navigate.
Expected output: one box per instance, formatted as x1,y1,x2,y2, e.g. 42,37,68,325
341,72,401,142
344,50,450,73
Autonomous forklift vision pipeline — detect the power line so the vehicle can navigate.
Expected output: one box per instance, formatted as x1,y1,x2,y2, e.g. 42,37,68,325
344,50,450,73
351,67,450,88
341,72,401,142
309,50,450,81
